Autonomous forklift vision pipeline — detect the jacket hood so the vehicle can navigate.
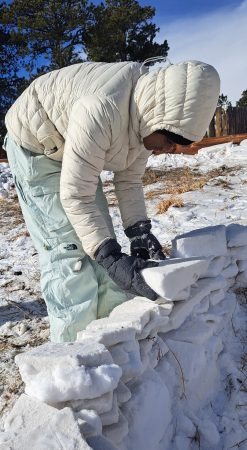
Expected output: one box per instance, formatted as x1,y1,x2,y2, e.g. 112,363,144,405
133,60,220,142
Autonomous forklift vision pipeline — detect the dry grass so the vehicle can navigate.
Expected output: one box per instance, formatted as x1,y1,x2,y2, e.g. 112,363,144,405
143,166,238,199
162,243,172,257
157,196,184,214
0,197,24,228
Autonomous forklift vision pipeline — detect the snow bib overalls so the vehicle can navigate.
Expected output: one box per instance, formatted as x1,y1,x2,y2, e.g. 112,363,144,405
5,134,127,342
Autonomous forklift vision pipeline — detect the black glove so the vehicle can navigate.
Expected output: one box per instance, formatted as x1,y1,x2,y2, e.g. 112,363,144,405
125,219,166,261
95,238,159,300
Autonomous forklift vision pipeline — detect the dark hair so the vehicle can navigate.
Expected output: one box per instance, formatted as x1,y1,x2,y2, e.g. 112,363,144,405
156,129,194,146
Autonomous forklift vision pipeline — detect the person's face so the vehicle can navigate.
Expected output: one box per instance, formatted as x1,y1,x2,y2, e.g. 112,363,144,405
143,132,176,155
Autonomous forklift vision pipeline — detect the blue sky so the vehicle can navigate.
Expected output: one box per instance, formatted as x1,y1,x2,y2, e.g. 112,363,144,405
139,0,242,20
92,0,247,103
144,0,247,104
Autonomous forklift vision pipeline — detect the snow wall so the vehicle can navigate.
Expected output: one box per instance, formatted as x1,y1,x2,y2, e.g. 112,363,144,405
1,224,247,450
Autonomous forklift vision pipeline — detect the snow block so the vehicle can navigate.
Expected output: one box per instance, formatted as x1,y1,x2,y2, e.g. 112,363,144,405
1,394,91,450
166,336,223,406
77,327,136,348
114,381,131,404
76,409,102,438
172,225,227,258
226,223,247,247
148,336,169,369
141,257,210,301
15,340,113,371
15,341,122,404
222,261,239,278
236,270,247,284
100,394,119,426
225,277,236,289
121,369,171,450
78,299,172,346
102,411,129,445
109,340,143,383
157,277,225,334
87,434,119,450
165,320,216,345
209,289,226,306
229,245,247,260
203,256,227,278
59,390,114,415
237,260,247,272
192,295,210,314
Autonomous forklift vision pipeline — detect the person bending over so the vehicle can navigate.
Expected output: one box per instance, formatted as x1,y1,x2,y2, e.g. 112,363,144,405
4,59,220,342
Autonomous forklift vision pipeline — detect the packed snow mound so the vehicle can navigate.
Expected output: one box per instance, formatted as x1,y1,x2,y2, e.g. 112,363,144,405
1,223,247,450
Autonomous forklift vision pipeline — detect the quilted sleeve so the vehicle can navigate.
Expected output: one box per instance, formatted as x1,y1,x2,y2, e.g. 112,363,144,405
113,148,149,229
60,95,116,258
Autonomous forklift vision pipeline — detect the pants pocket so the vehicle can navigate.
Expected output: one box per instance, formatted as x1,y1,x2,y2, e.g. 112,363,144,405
14,176,28,204
30,185,71,233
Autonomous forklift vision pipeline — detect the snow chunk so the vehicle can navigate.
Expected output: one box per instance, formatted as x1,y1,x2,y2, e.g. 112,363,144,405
121,368,171,450
114,381,131,404
229,245,247,260
87,434,119,450
222,261,239,278
15,341,122,404
141,257,210,300
237,259,247,272
103,411,129,445
76,409,102,438
172,225,227,258
58,390,114,415
100,394,119,426
226,223,247,247
203,256,227,278
1,394,91,450
109,340,143,382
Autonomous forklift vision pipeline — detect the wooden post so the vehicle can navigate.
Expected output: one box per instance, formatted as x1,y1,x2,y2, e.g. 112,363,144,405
208,116,216,137
215,107,222,136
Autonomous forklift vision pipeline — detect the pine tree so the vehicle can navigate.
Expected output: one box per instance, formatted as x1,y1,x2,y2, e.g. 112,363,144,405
1,0,89,75
0,0,170,147
85,0,169,62
236,90,247,107
217,93,232,109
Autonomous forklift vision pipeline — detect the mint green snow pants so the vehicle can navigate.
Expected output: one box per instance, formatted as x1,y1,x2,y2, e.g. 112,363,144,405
5,135,127,342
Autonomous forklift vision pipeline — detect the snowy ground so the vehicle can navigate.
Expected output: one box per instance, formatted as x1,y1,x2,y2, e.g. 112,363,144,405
0,142,247,448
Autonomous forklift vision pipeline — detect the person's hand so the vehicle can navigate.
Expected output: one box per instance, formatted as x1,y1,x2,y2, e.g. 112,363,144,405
95,238,159,300
125,220,166,261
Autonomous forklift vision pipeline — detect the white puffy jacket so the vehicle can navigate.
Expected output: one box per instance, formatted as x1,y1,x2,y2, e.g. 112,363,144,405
5,60,220,257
